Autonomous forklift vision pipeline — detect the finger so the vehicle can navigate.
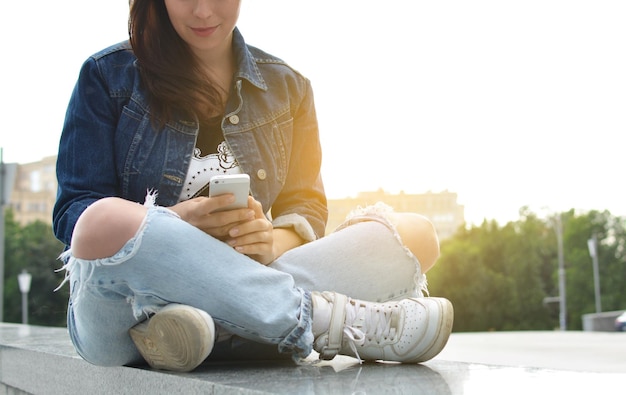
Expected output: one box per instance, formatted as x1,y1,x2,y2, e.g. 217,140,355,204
228,217,272,239
229,227,272,247
248,196,265,218
211,208,255,228
208,193,237,213
233,242,272,258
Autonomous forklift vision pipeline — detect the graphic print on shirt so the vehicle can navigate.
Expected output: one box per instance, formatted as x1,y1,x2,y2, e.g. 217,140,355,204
180,141,242,201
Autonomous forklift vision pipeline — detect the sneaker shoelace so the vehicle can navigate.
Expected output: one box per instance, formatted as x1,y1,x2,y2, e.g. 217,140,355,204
342,299,400,363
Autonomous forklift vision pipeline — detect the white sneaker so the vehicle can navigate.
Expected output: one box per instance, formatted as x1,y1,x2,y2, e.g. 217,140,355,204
129,304,215,372
312,292,453,363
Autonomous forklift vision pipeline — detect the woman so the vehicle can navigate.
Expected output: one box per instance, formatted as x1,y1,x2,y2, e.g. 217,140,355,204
53,0,453,372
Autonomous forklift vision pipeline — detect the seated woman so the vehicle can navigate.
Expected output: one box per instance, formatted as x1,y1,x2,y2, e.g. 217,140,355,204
53,0,453,372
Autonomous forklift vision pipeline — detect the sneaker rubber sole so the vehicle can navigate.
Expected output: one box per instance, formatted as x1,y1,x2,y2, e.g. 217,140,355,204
129,304,215,372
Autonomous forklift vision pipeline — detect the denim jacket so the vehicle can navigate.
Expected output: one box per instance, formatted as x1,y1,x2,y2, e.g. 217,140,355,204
53,28,327,247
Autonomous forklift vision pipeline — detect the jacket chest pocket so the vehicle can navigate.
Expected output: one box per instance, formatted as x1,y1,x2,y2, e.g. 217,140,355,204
224,116,293,209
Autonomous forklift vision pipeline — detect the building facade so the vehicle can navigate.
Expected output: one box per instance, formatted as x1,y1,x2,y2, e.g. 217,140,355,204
5,156,57,226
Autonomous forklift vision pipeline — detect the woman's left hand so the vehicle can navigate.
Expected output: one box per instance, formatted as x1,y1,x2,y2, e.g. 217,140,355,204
226,196,276,265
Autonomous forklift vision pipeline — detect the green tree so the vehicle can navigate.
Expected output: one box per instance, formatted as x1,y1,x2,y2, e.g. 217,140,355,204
562,210,626,329
3,209,67,326
427,208,625,332
428,216,553,332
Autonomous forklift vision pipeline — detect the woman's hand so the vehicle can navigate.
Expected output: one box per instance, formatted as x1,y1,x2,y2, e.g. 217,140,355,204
168,195,255,240
227,197,306,265
225,196,276,265
169,195,305,265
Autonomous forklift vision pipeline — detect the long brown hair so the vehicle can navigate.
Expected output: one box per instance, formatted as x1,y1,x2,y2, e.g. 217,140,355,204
128,0,224,126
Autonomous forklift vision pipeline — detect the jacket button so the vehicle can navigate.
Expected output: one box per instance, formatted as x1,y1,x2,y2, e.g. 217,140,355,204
257,169,267,180
229,115,240,125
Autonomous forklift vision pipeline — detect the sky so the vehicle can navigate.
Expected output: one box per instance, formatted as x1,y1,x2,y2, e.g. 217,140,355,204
1,0,625,225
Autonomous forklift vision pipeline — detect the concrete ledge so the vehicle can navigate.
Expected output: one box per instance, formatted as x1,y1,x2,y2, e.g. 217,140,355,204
0,324,232,394
582,310,624,332
2,323,625,395
0,323,454,395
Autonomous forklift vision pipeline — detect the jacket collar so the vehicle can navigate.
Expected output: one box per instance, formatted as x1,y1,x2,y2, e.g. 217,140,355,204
232,28,268,91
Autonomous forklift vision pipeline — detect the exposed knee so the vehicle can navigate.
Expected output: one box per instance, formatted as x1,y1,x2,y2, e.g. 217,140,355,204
70,197,147,260
390,213,440,273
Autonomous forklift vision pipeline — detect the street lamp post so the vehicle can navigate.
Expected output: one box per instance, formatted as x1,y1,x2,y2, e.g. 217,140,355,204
547,213,567,331
1,147,5,322
18,270,32,325
587,234,602,314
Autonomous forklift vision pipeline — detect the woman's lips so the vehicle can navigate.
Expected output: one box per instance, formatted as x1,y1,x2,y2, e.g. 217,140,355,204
191,26,218,37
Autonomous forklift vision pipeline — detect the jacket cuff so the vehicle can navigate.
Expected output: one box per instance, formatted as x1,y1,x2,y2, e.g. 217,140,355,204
272,213,317,243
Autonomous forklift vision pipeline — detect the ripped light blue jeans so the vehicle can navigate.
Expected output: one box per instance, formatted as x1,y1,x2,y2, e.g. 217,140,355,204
60,203,427,367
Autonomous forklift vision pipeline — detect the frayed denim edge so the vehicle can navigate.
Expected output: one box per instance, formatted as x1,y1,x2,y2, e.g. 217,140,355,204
334,202,429,297
55,191,179,320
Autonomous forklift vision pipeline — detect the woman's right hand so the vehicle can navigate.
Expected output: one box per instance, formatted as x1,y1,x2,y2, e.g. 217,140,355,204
168,195,255,240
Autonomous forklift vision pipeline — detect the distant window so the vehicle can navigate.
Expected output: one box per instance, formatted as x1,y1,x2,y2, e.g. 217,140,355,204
30,171,41,192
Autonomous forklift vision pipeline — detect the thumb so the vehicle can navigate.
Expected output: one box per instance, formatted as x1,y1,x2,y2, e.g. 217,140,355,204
248,196,265,218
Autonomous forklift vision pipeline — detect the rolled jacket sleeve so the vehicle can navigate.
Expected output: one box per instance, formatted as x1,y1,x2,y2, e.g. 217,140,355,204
272,213,318,243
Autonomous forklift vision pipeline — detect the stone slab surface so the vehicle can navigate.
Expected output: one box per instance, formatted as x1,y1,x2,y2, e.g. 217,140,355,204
437,330,626,373
1,323,625,394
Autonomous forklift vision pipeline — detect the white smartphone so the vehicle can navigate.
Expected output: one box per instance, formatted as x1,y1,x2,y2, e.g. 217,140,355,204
208,174,250,212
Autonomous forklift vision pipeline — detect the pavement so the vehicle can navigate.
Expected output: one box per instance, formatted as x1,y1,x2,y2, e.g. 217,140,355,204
1,324,625,394
436,330,626,373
